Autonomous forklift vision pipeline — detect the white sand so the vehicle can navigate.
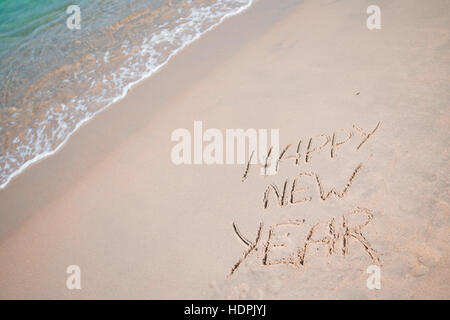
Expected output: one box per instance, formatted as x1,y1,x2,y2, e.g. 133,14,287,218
0,0,449,299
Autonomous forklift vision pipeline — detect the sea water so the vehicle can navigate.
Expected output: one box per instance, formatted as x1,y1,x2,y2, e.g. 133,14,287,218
0,0,253,188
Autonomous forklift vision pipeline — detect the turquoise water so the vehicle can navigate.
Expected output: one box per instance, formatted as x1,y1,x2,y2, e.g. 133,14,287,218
0,0,74,56
0,0,160,56
0,0,253,188
0,0,74,109
0,0,162,108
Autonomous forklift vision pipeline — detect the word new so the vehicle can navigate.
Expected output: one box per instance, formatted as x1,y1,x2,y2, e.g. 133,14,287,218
263,163,362,208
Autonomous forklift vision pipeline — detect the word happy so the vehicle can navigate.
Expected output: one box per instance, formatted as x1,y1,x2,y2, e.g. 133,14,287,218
171,121,381,177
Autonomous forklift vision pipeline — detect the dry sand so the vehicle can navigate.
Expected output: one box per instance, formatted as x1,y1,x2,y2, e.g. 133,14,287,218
0,0,449,299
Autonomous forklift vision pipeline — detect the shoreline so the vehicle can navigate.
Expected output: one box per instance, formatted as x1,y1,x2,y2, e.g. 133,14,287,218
0,0,256,191
0,0,449,299
0,0,303,248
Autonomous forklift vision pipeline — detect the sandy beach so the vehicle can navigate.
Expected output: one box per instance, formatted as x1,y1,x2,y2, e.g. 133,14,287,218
0,0,449,299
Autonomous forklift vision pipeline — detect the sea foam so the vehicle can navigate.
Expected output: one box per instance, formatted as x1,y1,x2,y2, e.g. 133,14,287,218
0,0,253,189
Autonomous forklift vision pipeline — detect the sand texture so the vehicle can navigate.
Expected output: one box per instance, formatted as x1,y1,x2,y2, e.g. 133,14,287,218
0,0,449,299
